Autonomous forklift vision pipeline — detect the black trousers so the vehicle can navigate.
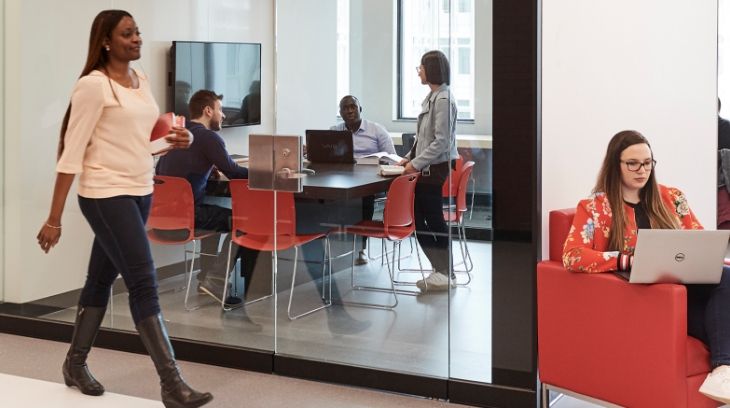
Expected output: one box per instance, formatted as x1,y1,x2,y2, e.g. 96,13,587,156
413,161,453,274
194,204,258,296
360,195,375,250
153,204,258,296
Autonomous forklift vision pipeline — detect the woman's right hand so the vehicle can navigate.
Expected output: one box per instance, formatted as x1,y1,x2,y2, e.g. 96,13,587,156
166,127,193,149
37,222,62,253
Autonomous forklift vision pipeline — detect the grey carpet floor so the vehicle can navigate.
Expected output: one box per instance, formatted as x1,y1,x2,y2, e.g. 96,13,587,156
0,332,473,407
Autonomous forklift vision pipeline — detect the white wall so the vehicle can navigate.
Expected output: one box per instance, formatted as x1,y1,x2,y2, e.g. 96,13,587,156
275,0,338,135
3,0,274,303
541,0,718,258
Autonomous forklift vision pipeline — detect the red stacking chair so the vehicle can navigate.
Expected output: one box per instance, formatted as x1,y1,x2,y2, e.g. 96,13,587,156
146,176,218,311
537,208,718,408
443,160,475,285
223,179,331,319
343,173,423,309
441,155,464,198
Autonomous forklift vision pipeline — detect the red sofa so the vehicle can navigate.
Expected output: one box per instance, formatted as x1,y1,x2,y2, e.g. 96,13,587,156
537,209,718,407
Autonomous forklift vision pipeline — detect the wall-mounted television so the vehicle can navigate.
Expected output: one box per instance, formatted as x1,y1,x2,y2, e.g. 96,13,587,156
171,41,262,127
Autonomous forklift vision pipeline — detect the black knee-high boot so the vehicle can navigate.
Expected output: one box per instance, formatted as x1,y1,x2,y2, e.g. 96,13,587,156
136,314,213,408
62,305,106,396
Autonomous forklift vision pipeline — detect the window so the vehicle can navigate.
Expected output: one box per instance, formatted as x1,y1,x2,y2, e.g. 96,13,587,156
398,0,475,120
458,46,470,75
458,0,471,13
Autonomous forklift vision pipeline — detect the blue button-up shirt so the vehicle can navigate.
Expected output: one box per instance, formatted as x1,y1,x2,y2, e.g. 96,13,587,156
330,119,396,156
156,121,248,206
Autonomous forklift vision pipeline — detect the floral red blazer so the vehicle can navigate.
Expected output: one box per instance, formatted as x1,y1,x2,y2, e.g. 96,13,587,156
562,185,702,273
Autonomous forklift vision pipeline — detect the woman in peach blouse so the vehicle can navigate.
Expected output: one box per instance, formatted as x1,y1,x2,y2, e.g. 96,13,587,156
562,130,730,404
35,10,211,408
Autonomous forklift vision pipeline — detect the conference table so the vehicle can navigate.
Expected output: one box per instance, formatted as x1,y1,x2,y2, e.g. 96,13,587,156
205,162,397,302
207,162,393,201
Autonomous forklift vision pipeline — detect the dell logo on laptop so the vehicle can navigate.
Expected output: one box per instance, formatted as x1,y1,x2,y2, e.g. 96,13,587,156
675,253,686,262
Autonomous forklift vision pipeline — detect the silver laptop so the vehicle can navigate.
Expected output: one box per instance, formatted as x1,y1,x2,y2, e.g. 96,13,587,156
617,229,730,284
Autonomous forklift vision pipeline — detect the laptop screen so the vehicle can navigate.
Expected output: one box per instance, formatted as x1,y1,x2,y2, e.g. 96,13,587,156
305,130,354,163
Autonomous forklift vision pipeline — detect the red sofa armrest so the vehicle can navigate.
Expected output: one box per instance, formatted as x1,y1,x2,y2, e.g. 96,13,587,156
549,208,575,262
538,261,689,407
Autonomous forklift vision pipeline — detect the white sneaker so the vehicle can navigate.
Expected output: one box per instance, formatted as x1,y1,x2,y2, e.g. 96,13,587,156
700,365,730,404
416,272,451,292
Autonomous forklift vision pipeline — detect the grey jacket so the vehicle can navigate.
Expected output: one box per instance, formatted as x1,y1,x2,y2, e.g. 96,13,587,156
409,84,459,171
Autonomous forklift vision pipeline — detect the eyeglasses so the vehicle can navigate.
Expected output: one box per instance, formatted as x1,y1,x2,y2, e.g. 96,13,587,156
415,66,422,73
621,159,656,172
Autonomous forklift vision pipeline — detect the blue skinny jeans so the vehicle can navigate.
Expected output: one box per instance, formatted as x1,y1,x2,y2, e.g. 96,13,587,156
77,194,160,325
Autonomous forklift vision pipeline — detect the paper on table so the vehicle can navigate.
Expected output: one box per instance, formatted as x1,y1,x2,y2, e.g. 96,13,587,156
379,165,405,176
356,151,405,164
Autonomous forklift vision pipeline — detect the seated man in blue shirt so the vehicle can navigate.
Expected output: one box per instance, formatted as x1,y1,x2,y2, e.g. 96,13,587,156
331,95,396,264
156,90,252,307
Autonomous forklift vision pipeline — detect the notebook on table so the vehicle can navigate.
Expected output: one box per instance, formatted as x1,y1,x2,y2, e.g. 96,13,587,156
615,229,730,284
305,130,355,164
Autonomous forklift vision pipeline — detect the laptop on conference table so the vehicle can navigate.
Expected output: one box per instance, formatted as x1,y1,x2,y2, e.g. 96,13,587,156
615,229,730,284
305,130,355,164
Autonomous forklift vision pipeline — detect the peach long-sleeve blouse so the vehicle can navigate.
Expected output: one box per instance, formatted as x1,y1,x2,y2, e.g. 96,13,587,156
56,69,159,198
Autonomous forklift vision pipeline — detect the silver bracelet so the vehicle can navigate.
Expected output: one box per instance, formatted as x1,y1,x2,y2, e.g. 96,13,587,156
45,222,62,229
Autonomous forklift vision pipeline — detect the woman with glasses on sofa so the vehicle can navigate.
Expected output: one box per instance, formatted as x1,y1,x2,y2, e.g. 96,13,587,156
563,129,730,404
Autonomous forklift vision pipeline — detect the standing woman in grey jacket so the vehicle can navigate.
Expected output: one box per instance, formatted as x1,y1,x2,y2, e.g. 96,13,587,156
400,50,459,292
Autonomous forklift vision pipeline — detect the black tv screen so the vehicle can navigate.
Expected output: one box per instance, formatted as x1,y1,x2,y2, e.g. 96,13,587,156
172,41,261,127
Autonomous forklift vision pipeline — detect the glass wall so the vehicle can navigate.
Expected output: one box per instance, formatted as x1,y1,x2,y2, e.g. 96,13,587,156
0,0,278,355
1,0,492,394
274,0,491,383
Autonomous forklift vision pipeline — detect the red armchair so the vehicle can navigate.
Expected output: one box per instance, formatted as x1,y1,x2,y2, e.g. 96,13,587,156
537,209,718,407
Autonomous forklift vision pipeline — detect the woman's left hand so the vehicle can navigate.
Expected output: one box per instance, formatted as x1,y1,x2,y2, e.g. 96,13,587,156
402,162,419,174
166,127,193,149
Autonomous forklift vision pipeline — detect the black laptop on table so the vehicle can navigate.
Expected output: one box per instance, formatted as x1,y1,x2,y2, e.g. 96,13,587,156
305,130,355,164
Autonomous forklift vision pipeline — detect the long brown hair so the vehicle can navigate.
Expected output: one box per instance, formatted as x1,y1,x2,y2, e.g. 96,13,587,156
593,130,679,251
57,10,132,158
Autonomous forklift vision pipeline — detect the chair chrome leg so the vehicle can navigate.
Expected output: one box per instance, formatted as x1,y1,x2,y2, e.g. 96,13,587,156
342,236,400,309
393,232,431,290
183,240,201,311
288,237,333,320
468,177,476,220
451,221,473,286
221,240,234,311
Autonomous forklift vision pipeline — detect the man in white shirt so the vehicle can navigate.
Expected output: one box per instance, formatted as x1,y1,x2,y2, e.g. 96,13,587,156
331,95,396,264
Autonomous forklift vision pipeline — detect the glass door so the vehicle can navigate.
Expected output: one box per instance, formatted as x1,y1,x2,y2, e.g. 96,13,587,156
272,0,462,384
444,0,493,384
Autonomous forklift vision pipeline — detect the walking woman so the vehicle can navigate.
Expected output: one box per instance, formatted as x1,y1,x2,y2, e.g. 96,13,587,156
563,130,730,404
400,50,459,292
35,10,212,408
